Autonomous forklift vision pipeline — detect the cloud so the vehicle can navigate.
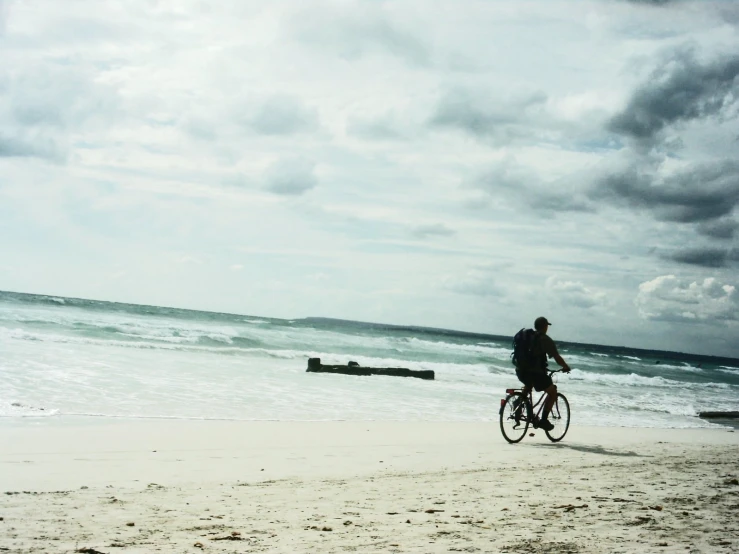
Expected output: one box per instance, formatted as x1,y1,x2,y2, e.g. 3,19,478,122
429,86,617,155
0,0,8,35
183,95,320,144
429,89,548,145
622,0,680,5
442,271,503,297
592,160,739,224
663,247,739,268
635,275,739,323
696,218,738,240
607,49,739,146
715,5,739,26
592,46,739,266
292,4,430,66
264,157,318,196
0,60,119,162
528,191,594,213
471,158,594,213
472,158,536,191
411,223,455,239
0,133,65,161
545,275,607,309
245,96,319,136
346,115,406,141
178,256,204,265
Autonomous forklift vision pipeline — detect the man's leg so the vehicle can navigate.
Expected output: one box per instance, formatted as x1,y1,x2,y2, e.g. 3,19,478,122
515,371,532,407
541,384,557,421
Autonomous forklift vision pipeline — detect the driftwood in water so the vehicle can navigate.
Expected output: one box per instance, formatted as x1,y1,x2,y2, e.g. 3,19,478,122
699,411,739,419
306,358,435,380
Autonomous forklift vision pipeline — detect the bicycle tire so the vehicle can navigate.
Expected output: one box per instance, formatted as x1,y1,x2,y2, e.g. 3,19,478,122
544,393,570,442
499,392,530,443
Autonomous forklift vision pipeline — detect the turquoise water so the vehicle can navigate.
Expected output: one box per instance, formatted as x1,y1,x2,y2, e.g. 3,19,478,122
1,290,737,428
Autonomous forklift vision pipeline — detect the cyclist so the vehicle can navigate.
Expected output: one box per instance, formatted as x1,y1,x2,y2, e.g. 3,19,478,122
515,316,571,431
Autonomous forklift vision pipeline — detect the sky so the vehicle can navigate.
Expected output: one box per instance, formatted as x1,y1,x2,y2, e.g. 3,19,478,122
1,0,739,357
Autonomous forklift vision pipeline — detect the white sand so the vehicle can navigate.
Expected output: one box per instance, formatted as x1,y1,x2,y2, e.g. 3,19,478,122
1,420,738,553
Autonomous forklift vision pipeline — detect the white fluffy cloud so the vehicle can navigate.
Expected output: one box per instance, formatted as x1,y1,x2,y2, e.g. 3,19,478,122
635,275,739,323
441,267,503,298
545,276,608,309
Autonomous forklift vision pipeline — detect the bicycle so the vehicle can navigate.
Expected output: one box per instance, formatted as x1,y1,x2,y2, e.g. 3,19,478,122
499,370,571,443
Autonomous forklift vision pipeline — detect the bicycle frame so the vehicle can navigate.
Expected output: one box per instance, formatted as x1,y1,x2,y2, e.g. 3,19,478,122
502,387,549,421
500,370,563,422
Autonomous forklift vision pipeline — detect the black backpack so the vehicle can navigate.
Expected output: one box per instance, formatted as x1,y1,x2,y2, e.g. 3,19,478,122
511,328,537,369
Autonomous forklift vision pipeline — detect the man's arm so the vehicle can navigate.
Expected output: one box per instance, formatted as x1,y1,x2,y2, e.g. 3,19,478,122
543,335,571,372
552,352,571,372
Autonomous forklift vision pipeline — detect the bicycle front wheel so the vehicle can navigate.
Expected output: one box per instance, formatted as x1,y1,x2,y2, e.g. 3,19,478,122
545,393,570,442
499,392,530,443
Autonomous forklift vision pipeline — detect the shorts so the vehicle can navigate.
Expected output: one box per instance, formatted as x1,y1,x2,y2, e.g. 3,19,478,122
515,369,553,392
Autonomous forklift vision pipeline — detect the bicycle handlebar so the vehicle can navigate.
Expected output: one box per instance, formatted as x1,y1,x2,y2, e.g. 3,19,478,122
548,368,570,376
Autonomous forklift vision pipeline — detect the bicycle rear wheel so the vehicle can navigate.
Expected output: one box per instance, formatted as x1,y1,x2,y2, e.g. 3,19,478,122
544,393,570,442
499,392,530,443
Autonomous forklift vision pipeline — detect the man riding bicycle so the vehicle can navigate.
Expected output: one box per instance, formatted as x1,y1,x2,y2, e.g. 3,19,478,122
515,317,571,431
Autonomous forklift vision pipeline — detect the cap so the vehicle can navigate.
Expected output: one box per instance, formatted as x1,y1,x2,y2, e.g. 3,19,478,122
534,317,552,330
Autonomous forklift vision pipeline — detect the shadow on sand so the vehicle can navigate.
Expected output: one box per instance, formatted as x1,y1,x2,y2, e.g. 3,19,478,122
527,442,649,457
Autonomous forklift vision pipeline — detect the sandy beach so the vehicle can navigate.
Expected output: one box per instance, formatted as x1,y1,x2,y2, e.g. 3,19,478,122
1,420,738,553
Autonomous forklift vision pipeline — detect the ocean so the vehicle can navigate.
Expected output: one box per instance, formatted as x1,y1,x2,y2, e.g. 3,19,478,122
1,290,738,429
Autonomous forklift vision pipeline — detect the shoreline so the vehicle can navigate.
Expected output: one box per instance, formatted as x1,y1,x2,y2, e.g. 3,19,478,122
3,411,737,427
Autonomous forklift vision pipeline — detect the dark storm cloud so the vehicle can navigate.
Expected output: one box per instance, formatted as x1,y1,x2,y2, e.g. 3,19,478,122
247,97,319,136
663,247,739,268
608,50,739,145
697,218,738,240
715,5,739,26
597,47,739,262
264,158,317,196
593,160,739,223
429,90,547,143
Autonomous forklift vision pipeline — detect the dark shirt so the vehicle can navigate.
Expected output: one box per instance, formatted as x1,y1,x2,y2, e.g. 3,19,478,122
530,332,559,373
